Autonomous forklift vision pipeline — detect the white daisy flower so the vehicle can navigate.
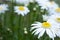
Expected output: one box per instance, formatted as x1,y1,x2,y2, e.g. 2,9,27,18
46,1,59,15
30,21,60,40
38,1,59,15
49,7,60,15
14,6,30,16
0,4,8,13
47,1,58,10
48,14,60,25
36,0,49,9
41,1,58,10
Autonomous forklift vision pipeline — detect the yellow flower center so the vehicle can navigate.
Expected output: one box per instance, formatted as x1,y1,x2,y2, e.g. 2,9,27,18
55,8,60,12
42,22,51,28
56,18,60,22
0,7,3,10
18,6,25,11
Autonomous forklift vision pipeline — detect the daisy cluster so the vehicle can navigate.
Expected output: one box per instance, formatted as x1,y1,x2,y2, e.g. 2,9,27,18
0,4,30,16
30,0,60,40
0,0,60,40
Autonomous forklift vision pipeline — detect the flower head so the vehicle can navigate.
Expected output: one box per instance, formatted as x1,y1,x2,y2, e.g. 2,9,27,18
0,4,8,13
47,1,59,15
30,20,60,40
14,6,30,16
36,0,49,9
48,14,60,25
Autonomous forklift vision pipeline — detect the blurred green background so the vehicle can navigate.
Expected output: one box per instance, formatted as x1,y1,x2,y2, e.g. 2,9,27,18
0,0,60,40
